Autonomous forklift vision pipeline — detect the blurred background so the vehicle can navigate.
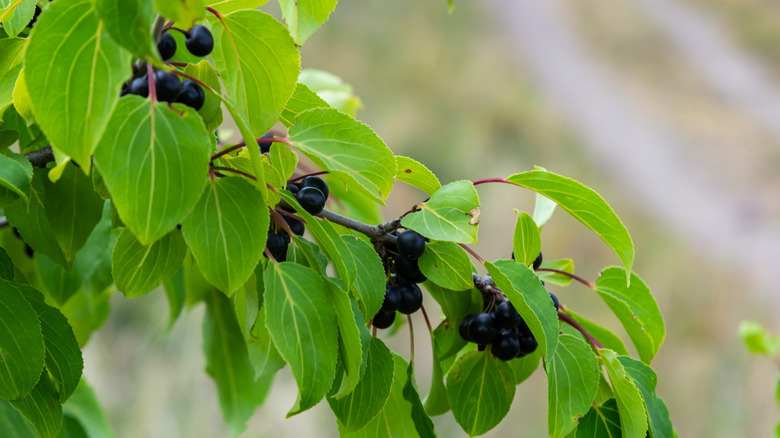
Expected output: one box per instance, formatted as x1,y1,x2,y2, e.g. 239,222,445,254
83,0,780,436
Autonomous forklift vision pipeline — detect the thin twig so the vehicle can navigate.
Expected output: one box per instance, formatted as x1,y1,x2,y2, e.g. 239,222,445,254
209,166,257,181
537,268,595,289
408,314,415,363
419,305,434,337
558,311,604,351
459,243,486,264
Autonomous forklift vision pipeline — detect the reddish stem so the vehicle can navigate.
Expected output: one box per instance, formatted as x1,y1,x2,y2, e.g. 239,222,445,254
210,138,289,161
420,305,434,336
472,178,511,186
146,64,157,102
289,171,329,183
558,312,604,351
263,246,276,263
459,243,486,265
169,70,217,95
536,268,595,289
209,166,256,181
165,61,188,67
206,6,223,19
269,207,295,237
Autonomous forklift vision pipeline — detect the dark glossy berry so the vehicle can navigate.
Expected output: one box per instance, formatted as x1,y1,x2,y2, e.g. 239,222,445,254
157,32,177,61
381,284,402,312
494,300,522,329
395,254,421,280
175,80,204,110
372,310,396,329
398,283,423,314
549,292,559,311
258,132,276,154
185,24,214,57
266,232,288,262
153,70,181,102
128,76,149,97
120,82,129,97
296,186,326,215
285,183,300,195
468,312,498,345
533,251,543,270
492,331,521,361
397,230,425,260
288,218,305,236
301,176,329,200
459,314,477,342
518,333,538,355
408,269,427,284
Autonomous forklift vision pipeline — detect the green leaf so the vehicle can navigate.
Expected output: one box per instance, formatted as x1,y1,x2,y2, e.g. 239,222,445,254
62,379,115,438
342,353,417,438
12,69,34,125
739,321,780,356
0,38,26,117
59,290,111,347
247,303,286,381
505,170,634,282
618,356,674,438
446,351,515,436
72,202,118,296
0,151,32,208
162,268,186,330
263,262,338,416
418,240,474,291
509,348,541,385
340,235,385,324
424,330,451,416
25,0,131,167
533,192,557,228
112,228,187,298
279,0,338,45
395,155,442,195
486,260,559,359
1,0,35,37
401,180,480,244
565,309,629,356
183,60,224,131
95,0,156,58
0,278,45,400
324,278,368,399
232,274,259,340
210,10,300,138
569,399,621,438
10,372,61,438
595,268,665,363
94,96,211,245
16,285,83,403
44,163,104,262
601,350,648,438
0,247,14,281
324,171,383,225
424,282,481,324
0,397,38,437
512,210,541,266
298,69,363,116
5,170,69,272
280,83,329,128
206,0,270,14
203,289,268,437
290,108,396,204
536,259,574,287
547,334,600,438
182,177,270,294
329,337,394,432
403,362,437,438
154,0,204,28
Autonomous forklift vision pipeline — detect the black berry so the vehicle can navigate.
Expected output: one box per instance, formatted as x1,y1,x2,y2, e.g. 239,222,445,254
128,76,149,97
153,70,181,102
459,314,477,342
157,32,177,61
266,232,288,262
185,24,214,57
518,333,538,355
468,312,498,345
494,301,522,329
301,176,329,200
397,230,425,260
549,292,559,311
285,183,300,195
492,331,521,361
175,80,204,110
395,254,421,280
372,310,396,329
258,132,276,154
296,186,326,215
397,283,423,314
381,284,402,312
533,251,543,270
288,218,305,236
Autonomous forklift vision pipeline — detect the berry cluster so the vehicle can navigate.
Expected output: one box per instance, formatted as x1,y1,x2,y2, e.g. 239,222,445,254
286,175,329,216
459,300,541,361
372,230,428,329
157,24,214,61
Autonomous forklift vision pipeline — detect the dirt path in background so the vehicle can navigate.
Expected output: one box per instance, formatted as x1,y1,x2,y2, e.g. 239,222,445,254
493,0,780,297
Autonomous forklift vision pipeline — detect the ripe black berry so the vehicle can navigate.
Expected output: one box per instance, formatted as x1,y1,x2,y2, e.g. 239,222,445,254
157,32,177,61
128,76,149,97
395,254,421,280
398,283,423,314
301,176,329,200
549,292,559,311
468,312,498,345
288,218,305,236
258,132,276,154
185,24,214,57
175,80,204,110
381,284,402,312
518,333,538,355
459,314,477,342
296,186,326,215
492,331,521,361
397,230,425,260
153,70,181,102
372,310,396,329
533,251,543,270
266,232,288,262
285,183,300,195
494,301,522,329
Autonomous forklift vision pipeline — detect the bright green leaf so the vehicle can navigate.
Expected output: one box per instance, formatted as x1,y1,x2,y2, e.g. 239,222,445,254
739,321,780,356
12,68,34,125
0,278,44,400
569,399,621,438
112,228,187,298
10,372,61,438
298,69,363,116
324,278,368,399
1,0,35,37
279,0,338,45
206,0,270,14
263,262,338,416
446,351,515,436
565,309,629,356
0,397,38,437
25,0,131,167
401,180,480,244
506,170,634,282
595,268,665,363
618,356,674,438
536,259,574,287
72,202,119,296
418,240,474,291
0,38,26,117
95,0,156,58
403,362,437,437
424,330,451,416
0,151,32,208
509,348,541,385
182,177,270,295
94,96,211,245
280,83,329,128
154,0,204,28
533,192,557,228
395,155,442,196
183,60,224,132
512,210,541,267
247,304,286,381
62,379,115,438
340,235,385,324
59,290,111,347
601,350,648,438
547,334,600,438
424,282,481,324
